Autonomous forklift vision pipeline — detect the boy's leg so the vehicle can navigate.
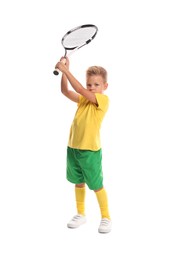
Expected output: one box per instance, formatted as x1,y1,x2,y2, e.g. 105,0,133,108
95,187,112,233
67,183,86,228
95,187,110,219
75,183,86,215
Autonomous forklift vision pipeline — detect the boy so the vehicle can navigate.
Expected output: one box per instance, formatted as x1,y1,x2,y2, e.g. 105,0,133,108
55,57,111,233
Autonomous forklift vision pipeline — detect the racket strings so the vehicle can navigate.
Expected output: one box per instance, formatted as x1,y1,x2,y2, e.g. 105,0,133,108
62,27,97,49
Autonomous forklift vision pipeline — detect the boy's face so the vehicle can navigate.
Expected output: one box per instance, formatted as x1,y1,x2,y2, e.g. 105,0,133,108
86,75,108,94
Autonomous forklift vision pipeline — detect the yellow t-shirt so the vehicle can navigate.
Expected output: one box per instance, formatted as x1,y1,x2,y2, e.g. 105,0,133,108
68,93,109,151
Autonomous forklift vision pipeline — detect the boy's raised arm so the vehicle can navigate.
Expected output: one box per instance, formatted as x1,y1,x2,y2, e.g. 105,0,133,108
56,59,97,104
56,57,79,103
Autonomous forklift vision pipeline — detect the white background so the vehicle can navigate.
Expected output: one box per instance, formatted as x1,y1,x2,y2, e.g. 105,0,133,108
0,0,174,259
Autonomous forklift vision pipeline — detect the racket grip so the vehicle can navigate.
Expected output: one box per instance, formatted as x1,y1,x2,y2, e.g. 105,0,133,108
53,58,66,76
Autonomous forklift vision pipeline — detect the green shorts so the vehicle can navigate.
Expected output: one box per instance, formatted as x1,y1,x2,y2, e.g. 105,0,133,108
66,147,103,190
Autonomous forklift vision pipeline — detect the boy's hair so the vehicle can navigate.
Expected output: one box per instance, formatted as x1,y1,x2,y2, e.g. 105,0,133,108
86,66,107,83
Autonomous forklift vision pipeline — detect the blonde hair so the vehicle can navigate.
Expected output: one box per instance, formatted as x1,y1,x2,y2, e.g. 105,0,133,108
86,66,107,83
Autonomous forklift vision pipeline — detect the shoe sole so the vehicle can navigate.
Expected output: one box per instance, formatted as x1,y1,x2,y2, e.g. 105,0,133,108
98,227,111,233
67,220,86,229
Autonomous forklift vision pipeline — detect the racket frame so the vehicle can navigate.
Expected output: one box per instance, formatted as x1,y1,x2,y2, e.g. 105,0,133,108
53,24,98,75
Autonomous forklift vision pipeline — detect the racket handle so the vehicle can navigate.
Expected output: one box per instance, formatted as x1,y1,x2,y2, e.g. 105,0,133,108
53,58,66,76
53,69,59,75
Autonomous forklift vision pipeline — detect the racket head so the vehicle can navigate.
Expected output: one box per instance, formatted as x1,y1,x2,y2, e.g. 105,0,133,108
61,24,98,51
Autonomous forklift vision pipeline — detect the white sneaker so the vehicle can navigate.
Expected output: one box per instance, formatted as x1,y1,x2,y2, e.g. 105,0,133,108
67,214,86,228
98,218,112,233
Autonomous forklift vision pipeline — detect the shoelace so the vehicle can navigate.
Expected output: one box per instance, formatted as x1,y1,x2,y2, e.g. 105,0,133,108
100,219,110,226
72,215,82,222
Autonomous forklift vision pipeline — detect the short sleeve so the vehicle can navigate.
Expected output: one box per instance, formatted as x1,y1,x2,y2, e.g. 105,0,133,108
95,93,109,112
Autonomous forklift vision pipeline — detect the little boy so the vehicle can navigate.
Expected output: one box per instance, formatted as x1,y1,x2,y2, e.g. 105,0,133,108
55,57,111,233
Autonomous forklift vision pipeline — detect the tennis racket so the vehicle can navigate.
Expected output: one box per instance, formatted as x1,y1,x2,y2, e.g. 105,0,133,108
53,24,98,75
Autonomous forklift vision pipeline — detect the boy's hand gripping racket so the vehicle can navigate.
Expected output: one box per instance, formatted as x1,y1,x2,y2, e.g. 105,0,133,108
53,24,98,75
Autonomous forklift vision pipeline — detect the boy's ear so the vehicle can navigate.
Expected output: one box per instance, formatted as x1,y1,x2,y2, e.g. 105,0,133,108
104,83,108,90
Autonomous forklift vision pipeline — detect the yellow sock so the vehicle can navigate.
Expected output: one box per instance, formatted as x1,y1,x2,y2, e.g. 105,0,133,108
95,188,110,219
75,186,86,215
